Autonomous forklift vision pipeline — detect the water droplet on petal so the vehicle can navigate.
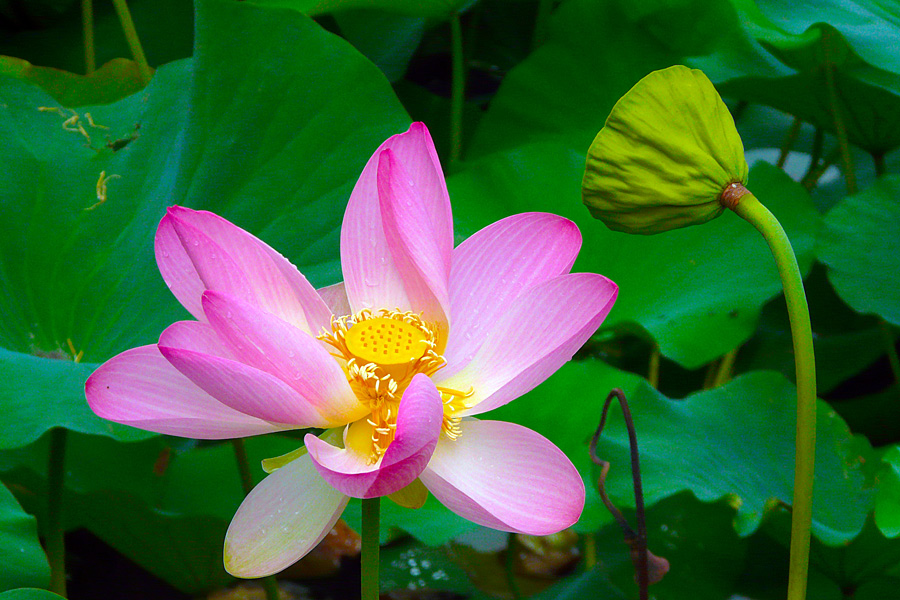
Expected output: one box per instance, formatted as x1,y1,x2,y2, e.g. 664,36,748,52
161,251,170,258
192,240,199,246
364,278,377,287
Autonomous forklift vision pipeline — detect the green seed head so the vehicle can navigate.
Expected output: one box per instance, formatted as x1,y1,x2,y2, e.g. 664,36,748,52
582,65,749,234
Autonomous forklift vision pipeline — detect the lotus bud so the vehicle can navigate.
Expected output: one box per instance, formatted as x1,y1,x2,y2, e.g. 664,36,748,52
582,65,749,234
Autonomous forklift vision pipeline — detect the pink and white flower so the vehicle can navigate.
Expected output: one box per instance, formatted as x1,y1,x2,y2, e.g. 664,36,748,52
86,123,618,577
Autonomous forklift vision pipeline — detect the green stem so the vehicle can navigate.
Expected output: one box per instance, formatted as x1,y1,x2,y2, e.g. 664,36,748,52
110,0,152,85
449,11,465,170
231,440,280,600
777,117,803,169
712,347,739,387
822,56,856,194
728,191,816,600
878,320,900,387
801,147,839,192
504,532,523,600
361,497,381,600
47,428,68,598
82,0,95,74
703,358,719,390
583,533,597,569
647,346,660,389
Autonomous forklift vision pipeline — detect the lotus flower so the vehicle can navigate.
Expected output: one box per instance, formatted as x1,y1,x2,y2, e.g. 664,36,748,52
86,122,618,577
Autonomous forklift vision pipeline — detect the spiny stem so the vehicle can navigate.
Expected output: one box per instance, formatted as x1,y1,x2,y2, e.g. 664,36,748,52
821,38,856,194
231,440,280,600
449,11,465,170
778,117,803,169
583,533,597,570
361,497,381,600
82,0,95,74
800,147,839,191
703,358,719,389
504,532,523,600
727,191,816,600
712,347,739,387
111,0,152,85
47,428,68,598
647,346,660,389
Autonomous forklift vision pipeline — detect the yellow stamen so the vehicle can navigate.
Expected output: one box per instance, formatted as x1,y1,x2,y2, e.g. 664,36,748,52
318,308,473,463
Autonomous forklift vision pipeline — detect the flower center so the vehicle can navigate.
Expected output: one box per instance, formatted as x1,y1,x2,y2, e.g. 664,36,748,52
344,317,430,365
319,308,472,463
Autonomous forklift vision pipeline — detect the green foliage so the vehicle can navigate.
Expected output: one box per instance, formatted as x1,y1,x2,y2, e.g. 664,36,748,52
0,485,49,592
1,0,899,597
819,176,900,325
0,0,408,448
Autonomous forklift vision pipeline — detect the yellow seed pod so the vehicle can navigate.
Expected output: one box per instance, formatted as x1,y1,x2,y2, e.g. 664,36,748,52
582,65,749,234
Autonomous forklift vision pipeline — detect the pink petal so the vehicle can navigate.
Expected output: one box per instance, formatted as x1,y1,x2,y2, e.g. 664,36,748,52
158,207,331,335
317,281,351,317
305,374,443,498
155,215,205,321
225,454,349,577
158,320,236,359
201,291,367,426
438,273,617,416
85,345,282,439
419,420,584,535
376,149,451,329
443,213,582,370
158,345,332,427
341,123,453,320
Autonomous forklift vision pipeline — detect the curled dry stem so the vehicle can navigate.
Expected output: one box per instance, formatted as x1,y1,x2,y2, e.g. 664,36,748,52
589,389,669,599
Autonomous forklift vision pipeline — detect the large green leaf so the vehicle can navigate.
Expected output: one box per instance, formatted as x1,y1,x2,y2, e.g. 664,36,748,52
450,152,818,368
692,2,900,154
590,493,748,600
738,266,889,395
591,370,874,544
0,0,409,446
0,352,151,448
719,69,900,155
0,484,49,592
467,0,677,158
818,176,900,326
0,432,296,593
744,0,900,79
333,10,426,82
